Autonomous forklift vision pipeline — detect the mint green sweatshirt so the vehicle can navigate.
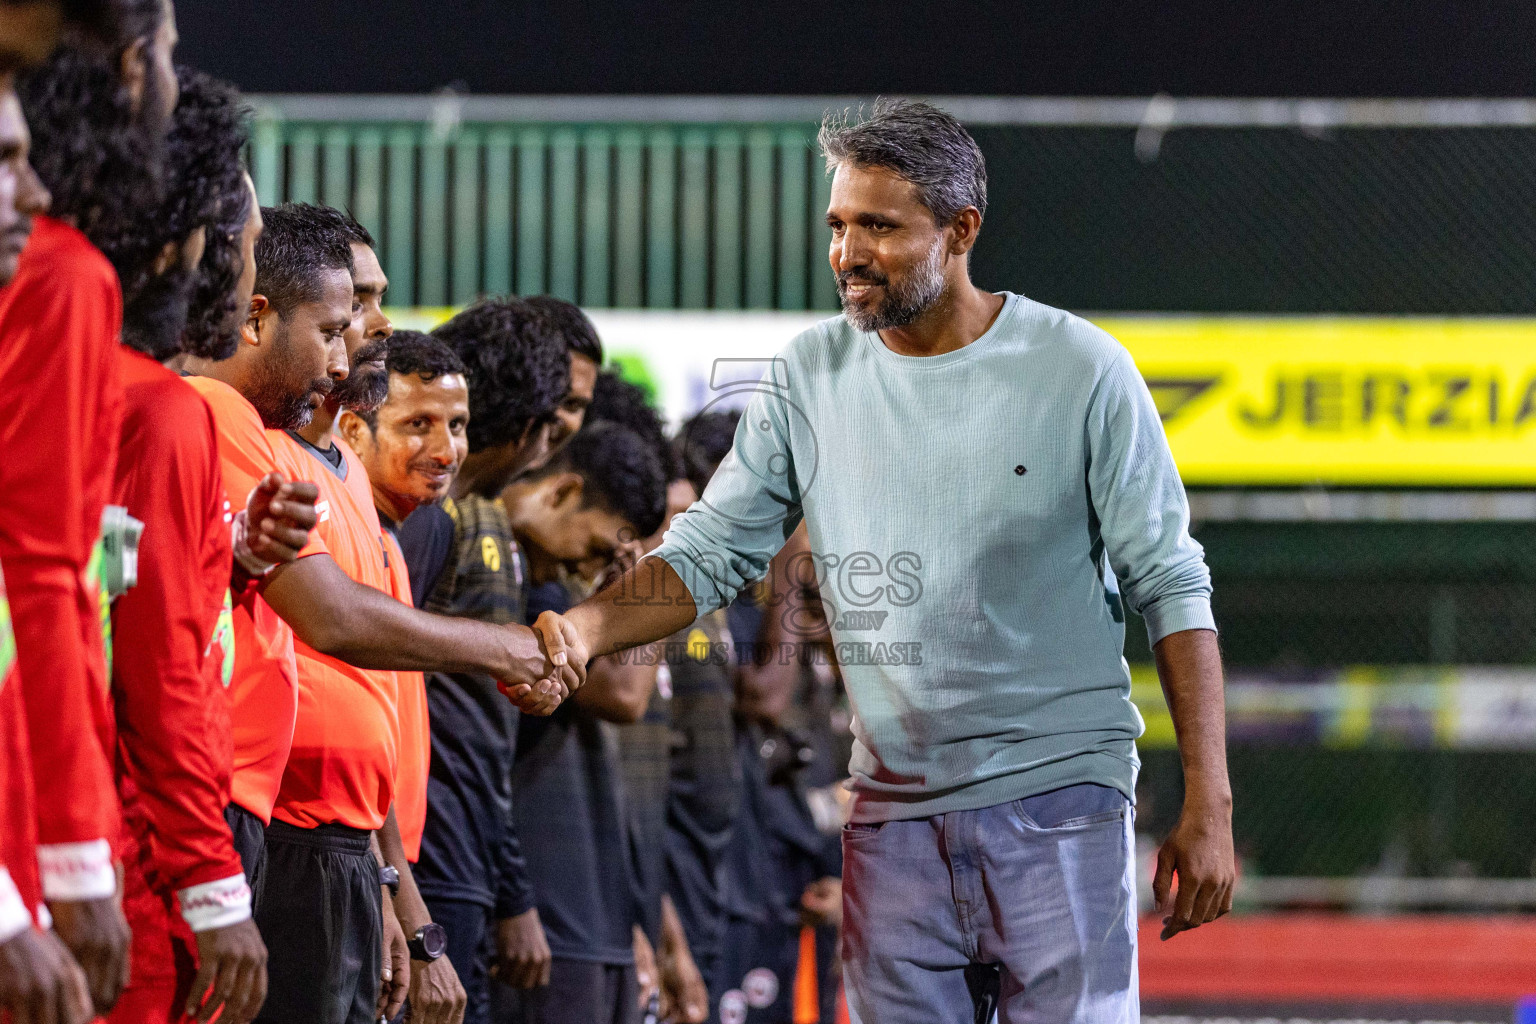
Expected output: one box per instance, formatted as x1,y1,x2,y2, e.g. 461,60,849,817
654,293,1215,823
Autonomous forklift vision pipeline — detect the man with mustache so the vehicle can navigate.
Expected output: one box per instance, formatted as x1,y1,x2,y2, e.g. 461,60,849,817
535,99,1234,1024
285,211,469,1024
393,299,575,1024
339,330,471,1024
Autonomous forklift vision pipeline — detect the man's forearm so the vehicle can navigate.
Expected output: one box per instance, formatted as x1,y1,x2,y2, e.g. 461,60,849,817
1152,628,1231,806
566,556,697,660
377,809,433,935
263,554,539,680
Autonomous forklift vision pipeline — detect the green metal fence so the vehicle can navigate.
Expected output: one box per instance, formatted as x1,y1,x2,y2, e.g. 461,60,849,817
249,94,1536,315
250,112,837,311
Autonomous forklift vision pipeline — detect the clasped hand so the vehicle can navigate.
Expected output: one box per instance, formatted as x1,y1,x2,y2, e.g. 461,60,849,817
498,613,590,715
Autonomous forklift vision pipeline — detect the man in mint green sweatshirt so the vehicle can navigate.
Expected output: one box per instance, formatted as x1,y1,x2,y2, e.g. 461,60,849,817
534,98,1233,1024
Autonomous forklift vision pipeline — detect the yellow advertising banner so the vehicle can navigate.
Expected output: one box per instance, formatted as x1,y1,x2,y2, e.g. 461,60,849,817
1099,316,1536,486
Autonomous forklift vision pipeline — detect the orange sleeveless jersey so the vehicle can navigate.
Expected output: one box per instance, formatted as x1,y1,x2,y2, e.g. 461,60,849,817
269,433,401,832
382,529,428,861
183,376,322,823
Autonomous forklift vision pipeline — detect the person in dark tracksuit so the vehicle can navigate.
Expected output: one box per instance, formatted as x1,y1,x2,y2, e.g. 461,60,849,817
662,609,741,993
713,717,842,1024
406,491,539,1024
398,298,576,1024
495,423,668,1024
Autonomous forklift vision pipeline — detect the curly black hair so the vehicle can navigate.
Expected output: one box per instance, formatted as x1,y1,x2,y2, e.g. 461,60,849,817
524,295,603,364
537,421,667,539
676,409,740,496
20,31,168,304
586,369,684,482
255,203,355,318
168,66,253,361
353,330,467,429
431,297,570,454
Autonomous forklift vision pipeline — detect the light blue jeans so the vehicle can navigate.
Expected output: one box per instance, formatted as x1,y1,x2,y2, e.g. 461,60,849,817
841,783,1138,1024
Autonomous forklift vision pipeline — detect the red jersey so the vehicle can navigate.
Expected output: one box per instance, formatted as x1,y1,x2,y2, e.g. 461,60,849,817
0,216,122,899
0,563,41,938
112,350,247,923
184,375,323,824
270,433,400,832
382,528,427,861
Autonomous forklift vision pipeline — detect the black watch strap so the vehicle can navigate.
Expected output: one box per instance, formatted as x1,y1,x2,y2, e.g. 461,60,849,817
378,864,400,896
408,922,447,962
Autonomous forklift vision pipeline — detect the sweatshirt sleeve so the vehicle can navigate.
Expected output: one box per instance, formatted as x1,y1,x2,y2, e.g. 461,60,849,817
653,361,804,616
0,244,122,899
1084,344,1217,647
112,386,249,923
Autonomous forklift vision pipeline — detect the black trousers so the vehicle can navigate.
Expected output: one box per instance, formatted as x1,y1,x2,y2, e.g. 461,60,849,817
492,957,640,1024
425,897,494,1024
254,820,382,1024
224,803,267,903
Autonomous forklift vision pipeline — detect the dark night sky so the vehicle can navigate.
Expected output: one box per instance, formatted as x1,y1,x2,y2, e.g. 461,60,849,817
177,1,1536,97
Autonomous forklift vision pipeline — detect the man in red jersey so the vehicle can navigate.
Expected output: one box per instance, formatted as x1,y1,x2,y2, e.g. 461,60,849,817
185,204,572,1024
3,1,177,1013
0,16,98,1018
104,69,324,1024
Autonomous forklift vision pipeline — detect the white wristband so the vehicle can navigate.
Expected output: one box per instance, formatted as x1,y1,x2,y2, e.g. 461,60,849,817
37,840,115,901
178,874,252,932
0,867,31,942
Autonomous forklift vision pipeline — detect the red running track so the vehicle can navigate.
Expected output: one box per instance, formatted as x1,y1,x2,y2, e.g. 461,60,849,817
1139,913,1536,1001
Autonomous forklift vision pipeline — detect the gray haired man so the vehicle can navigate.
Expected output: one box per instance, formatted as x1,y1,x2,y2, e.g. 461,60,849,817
534,99,1234,1024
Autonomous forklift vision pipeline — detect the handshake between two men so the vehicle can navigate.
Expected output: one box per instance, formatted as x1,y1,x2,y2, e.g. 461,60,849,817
520,555,701,710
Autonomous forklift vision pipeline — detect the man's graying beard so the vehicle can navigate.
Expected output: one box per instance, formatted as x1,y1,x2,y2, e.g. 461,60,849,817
331,336,391,412
837,238,947,333
250,321,335,430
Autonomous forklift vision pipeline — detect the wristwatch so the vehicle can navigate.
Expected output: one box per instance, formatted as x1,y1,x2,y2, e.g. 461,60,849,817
408,922,448,963
378,864,400,896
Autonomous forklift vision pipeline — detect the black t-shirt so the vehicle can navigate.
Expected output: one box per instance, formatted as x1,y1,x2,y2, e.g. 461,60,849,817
617,679,672,943
662,611,740,970
514,581,637,965
396,502,455,608
404,495,535,918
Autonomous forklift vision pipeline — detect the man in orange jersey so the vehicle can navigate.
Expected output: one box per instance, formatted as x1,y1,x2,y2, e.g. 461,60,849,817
185,204,571,1024
340,330,475,1024
5,2,178,1013
105,70,321,1024
287,208,464,1024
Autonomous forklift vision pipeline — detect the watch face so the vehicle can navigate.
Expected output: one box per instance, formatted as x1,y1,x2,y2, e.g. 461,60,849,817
417,923,448,959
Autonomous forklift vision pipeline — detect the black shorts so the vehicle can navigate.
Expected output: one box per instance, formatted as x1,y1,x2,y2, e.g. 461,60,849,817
254,820,382,1024
224,803,267,904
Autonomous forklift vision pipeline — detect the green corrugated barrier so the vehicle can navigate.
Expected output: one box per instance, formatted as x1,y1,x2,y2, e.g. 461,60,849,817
251,117,838,311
